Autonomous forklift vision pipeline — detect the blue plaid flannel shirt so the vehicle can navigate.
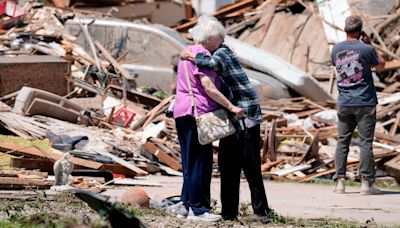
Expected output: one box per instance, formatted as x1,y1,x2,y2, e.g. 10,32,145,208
195,44,262,130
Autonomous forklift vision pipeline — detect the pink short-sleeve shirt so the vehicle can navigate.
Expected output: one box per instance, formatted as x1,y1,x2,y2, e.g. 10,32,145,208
174,45,221,118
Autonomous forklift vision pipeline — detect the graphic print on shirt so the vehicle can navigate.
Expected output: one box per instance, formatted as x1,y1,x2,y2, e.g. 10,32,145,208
335,50,364,87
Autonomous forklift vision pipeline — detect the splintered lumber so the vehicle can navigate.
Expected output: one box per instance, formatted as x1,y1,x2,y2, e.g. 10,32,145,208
376,8,400,32
383,82,400,93
0,142,102,169
268,120,278,161
92,149,148,176
390,113,400,136
298,160,359,183
384,155,400,181
261,160,284,172
176,0,259,31
373,142,400,153
0,169,48,178
0,177,52,190
244,1,277,46
0,101,11,112
94,40,136,83
141,95,174,130
262,122,268,162
11,157,138,177
295,132,319,165
382,60,400,72
142,142,182,171
270,164,311,177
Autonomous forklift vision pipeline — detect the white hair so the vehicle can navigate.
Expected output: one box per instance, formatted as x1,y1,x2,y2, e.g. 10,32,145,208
191,15,225,44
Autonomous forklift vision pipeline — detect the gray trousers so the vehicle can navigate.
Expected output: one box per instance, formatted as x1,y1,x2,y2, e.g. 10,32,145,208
334,106,376,182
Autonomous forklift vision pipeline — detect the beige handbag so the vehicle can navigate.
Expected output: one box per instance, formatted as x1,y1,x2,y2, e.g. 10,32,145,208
183,61,236,145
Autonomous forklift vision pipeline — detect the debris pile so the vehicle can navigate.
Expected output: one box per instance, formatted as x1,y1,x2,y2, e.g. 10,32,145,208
0,0,399,193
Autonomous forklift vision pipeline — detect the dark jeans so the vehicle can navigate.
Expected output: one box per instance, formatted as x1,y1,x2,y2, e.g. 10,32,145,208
218,124,269,217
334,106,376,182
175,116,213,215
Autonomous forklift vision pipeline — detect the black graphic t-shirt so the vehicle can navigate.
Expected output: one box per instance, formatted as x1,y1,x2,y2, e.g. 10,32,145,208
332,40,380,107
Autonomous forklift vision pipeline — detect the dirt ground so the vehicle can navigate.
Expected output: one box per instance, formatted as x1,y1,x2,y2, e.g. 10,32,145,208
1,176,399,227
103,175,400,227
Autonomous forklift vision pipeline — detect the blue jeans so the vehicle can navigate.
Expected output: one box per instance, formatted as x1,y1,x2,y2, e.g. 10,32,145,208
334,106,376,182
175,115,213,215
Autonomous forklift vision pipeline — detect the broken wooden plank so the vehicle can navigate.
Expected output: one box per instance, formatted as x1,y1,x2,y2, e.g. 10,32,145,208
244,1,277,47
261,160,284,172
378,92,400,105
376,8,400,32
298,160,359,183
382,60,400,72
383,81,400,93
270,164,311,177
0,177,52,190
268,120,278,161
141,96,174,130
375,132,400,144
390,113,400,136
384,154,400,182
142,142,181,171
295,132,320,165
176,0,259,31
94,40,136,84
10,157,139,177
91,149,148,176
0,101,11,112
0,169,48,178
373,141,400,153
0,142,102,169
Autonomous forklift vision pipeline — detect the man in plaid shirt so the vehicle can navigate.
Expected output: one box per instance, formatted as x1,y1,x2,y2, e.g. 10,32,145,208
195,44,263,130
181,17,270,224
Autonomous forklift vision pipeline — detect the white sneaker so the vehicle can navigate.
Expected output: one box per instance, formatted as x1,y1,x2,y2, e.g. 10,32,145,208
176,204,189,219
186,209,221,222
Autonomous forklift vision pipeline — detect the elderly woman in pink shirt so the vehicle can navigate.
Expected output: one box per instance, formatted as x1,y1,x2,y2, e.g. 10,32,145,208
173,18,243,222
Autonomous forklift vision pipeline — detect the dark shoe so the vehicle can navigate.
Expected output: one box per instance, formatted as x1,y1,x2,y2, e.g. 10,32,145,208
222,215,237,221
248,214,271,224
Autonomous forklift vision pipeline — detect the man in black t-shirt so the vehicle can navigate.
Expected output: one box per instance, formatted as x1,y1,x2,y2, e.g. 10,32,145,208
332,15,385,195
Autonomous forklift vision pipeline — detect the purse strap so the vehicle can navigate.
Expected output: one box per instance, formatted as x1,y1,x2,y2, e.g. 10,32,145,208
183,61,200,120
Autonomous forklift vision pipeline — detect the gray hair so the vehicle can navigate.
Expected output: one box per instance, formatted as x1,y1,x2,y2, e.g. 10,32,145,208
191,15,226,44
344,15,362,34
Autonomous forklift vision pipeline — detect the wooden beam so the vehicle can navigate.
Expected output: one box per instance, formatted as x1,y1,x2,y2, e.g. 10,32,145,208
176,0,259,31
298,161,359,183
382,60,400,72
92,149,148,176
390,113,400,136
0,177,52,190
11,157,139,177
0,142,102,169
94,40,137,87
376,8,400,32
142,142,181,171
383,82,400,93
375,131,400,144
384,154,400,182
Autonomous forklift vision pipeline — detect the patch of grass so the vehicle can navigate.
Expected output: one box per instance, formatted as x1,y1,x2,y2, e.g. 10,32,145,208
268,209,360,227
0,135,51,152
239,202,251,217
